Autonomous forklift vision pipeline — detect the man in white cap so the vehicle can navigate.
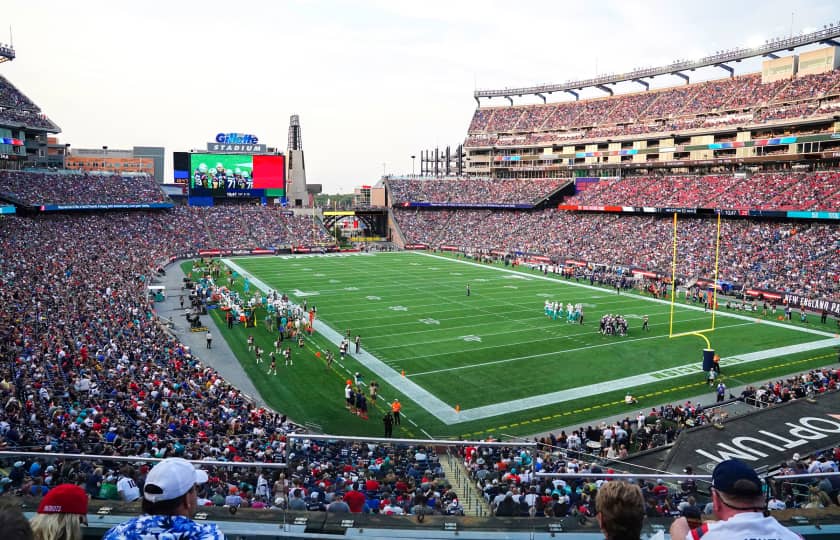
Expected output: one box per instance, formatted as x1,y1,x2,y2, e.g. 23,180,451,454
102,457,223,539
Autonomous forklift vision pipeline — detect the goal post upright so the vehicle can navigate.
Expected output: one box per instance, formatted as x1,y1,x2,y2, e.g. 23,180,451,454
668,211,723,357
710,210,722,331
669,212,678,337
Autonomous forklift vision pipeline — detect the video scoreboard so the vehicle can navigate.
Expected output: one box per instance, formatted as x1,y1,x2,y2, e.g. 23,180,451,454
174,151,285,198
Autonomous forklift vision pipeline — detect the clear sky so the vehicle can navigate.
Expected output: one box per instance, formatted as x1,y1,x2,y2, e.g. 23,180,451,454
3,0,838,193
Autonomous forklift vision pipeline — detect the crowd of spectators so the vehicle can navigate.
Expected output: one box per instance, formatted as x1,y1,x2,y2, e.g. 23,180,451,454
0,75,38,111
387,177,565,205
0,198,834,522
0,170,169,205
0,75,59,130
173,206,335,250
0,207,461,517
466,69,840,147
563,171,840,211
281,440,466,515
0,213,303,463
0,207,334,458
0,108,58,130
465,366,840,518
393,209,839,301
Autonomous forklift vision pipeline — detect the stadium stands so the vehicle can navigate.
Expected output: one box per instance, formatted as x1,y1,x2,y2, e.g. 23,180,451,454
0,75,38,111
561,172,840,211
387,178,566,205
393,209,839,302
0,212,304,460
465,70,840,147
0,170,169,205
0,75,59,130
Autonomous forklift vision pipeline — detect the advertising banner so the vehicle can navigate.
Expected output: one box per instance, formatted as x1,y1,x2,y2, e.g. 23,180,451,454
781,292,840,318
662,391,840,473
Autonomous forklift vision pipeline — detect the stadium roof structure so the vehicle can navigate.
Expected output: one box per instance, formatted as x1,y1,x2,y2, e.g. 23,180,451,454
474,23,840,105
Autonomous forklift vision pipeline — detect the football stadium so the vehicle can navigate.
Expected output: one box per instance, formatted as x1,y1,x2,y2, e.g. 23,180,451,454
1,9,840,540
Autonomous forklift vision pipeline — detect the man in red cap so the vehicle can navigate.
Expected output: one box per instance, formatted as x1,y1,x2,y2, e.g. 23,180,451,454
30,483,88,540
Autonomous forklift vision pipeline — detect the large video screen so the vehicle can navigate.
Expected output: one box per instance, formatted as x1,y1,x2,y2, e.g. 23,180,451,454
188,153,285,197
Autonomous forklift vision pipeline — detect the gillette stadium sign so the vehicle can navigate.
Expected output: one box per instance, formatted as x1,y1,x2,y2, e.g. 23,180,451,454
207,133,266,153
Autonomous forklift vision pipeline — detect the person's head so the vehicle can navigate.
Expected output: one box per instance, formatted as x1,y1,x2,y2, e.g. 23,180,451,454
711,459,765,519
30,484,88,540
0,504,33,540
596,481,644,540
141,457,209,517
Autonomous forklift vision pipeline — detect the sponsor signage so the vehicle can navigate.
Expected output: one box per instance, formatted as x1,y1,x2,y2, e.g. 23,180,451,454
197,248,276,256
39,202,174,211
206,142,267,154
207,133,265,153
781,292,840,318
661,391,840,473
216,133,259,144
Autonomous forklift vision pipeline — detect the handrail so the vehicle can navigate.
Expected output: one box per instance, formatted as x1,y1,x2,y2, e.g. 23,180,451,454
289,434,536,447
0,451,287,469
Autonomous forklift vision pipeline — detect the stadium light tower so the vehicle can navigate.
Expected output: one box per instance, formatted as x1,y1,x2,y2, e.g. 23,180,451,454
411,155,416,176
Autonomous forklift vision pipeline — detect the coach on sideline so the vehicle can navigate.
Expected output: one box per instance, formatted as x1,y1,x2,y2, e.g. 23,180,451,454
669,459,800,540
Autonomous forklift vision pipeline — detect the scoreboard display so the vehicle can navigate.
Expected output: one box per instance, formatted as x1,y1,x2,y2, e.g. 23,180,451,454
174,152,285,198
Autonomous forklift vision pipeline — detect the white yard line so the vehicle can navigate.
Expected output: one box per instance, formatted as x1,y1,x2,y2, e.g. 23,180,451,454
407,321,754,377
225,255,840,426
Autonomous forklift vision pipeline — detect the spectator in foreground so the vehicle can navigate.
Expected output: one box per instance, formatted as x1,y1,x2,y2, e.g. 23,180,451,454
669,459,800,540
595,481,644,540
0,504,33,540
102,457,224,540
29,484,88,540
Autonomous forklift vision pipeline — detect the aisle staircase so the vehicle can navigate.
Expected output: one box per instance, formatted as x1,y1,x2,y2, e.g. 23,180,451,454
438,450,492,517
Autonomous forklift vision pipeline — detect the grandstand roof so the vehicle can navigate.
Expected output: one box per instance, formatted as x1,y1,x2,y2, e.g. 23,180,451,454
474,24,840,103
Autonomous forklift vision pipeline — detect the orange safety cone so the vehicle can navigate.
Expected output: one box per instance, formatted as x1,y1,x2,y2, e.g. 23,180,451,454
455,404,460,413
401,369,405,377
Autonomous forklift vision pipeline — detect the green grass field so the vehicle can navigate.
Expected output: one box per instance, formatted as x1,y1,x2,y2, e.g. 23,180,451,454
188,251,840,440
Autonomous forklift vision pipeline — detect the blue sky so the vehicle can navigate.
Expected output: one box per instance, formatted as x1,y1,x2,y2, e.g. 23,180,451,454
3,0,839,192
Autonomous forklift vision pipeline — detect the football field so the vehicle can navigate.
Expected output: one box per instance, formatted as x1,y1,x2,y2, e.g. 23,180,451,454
201,251,840,439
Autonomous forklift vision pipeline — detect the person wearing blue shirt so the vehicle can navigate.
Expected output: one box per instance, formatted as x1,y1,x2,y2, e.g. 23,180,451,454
103,457,223,540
